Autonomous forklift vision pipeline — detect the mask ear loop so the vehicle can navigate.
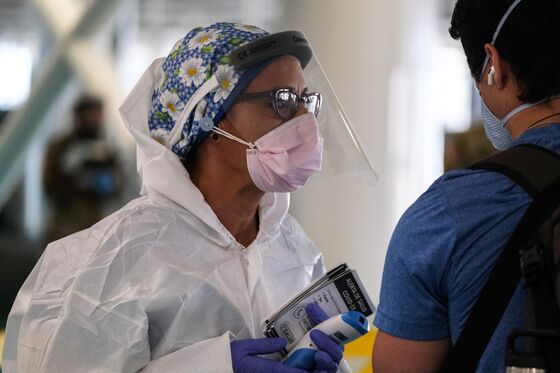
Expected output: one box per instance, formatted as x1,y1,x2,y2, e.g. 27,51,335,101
479,0,524,86
211,127,256,149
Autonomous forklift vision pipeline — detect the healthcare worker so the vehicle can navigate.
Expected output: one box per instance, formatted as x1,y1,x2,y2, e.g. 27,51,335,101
3,23,374,372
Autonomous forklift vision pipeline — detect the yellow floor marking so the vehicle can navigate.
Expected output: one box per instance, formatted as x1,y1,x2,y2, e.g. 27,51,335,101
343,328,377,373
0,329,5,368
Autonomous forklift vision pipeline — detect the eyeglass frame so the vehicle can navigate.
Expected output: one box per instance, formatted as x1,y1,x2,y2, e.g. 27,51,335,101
235,88,322,120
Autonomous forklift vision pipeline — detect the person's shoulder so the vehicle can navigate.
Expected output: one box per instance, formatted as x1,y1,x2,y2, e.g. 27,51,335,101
98,195,208,245
435,166,530,227
384,170,491,280
46,196,150,247
403,165,529,234
36,197,200,295
276,214,321,264
45,196,178,263
390,165,532,279
395,167,512,230
437,166,524,199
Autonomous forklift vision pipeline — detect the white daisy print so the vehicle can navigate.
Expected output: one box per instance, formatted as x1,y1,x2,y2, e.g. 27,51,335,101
235,24,266,34
188,29,220,49
179,57,206,87
159,90,185,121
213,65,238,102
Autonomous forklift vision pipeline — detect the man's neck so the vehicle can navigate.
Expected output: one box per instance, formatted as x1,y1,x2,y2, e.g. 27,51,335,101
506,97,560,139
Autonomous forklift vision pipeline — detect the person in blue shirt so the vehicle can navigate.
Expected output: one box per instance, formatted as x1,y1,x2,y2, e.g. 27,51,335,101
372,0,560,372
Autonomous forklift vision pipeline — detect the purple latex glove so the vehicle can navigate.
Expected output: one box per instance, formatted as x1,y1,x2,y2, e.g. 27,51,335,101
305,303,345,373
231,337,308,373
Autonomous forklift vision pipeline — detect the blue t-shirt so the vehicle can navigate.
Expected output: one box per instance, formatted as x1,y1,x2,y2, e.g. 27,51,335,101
374,124,560,372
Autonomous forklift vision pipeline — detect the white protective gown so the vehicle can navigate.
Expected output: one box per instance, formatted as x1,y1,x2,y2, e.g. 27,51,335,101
2,58,327,372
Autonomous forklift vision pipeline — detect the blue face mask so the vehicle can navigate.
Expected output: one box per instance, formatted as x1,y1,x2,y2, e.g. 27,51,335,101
480,98,512,150
480,95,542,150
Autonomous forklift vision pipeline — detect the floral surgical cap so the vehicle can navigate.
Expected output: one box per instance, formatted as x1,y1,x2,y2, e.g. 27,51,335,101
148,22,270,159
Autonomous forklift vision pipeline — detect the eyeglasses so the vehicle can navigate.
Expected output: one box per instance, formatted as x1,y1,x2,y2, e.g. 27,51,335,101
236,88,322,120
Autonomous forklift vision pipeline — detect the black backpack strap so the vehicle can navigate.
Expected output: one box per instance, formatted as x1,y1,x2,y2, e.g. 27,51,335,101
470,144,560,197
443,144,560,373
516,180,560,372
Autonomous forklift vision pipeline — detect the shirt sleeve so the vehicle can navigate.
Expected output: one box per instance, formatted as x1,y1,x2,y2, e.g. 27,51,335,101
373,182,457,341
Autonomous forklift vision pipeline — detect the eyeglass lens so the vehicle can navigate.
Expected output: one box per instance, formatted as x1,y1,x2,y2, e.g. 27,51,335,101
274,90,321,119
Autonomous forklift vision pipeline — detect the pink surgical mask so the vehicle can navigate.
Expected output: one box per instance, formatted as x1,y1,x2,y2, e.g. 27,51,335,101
212,112,323,192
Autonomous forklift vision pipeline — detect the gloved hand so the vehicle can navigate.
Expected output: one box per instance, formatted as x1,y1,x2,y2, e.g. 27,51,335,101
230,337,308,373
306,303,345,373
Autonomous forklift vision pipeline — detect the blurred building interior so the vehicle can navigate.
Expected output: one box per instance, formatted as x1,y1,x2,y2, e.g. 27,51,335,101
0,0,494,371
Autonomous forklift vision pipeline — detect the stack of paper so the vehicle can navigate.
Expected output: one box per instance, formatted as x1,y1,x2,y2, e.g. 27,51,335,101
263,263,375,354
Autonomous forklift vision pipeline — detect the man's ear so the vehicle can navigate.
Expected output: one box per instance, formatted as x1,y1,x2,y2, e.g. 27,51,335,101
484,43,508,90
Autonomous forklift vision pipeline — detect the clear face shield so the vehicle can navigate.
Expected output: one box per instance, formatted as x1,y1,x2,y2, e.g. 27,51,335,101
228,31,377,186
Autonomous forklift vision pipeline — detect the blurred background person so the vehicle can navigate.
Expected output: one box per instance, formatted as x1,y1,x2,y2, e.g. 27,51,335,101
43,95,122,243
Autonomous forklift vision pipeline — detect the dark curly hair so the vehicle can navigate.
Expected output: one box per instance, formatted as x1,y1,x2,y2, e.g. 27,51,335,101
449,0,560,102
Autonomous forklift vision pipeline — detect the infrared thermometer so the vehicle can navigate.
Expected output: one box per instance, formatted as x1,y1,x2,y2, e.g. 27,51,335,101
283,311,370,370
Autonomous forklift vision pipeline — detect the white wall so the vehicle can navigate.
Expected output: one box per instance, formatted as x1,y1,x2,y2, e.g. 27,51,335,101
280,0,441,304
